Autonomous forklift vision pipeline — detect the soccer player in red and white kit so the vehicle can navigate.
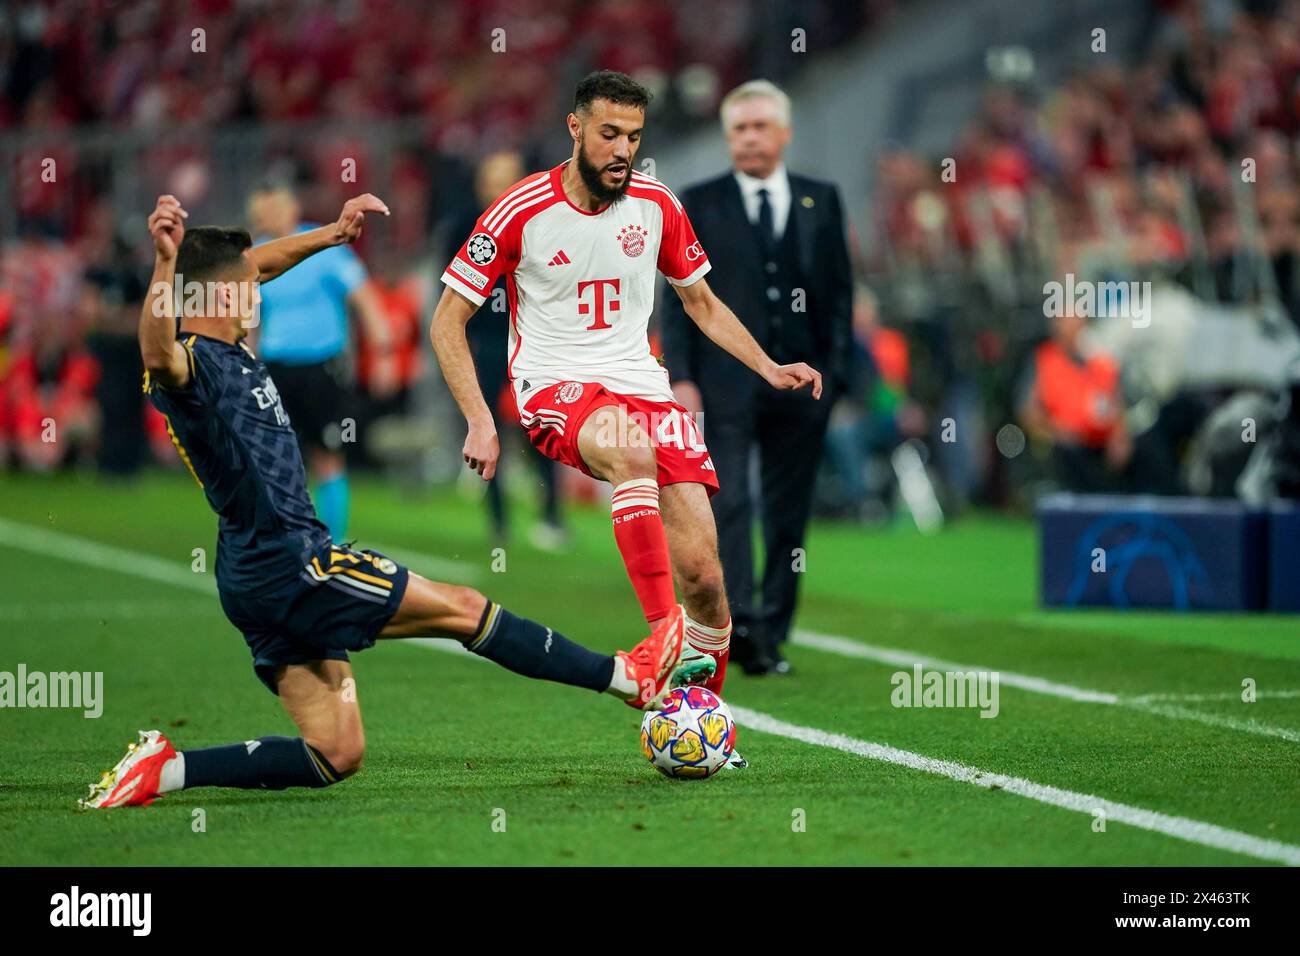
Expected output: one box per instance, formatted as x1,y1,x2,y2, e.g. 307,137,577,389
432,72,821,763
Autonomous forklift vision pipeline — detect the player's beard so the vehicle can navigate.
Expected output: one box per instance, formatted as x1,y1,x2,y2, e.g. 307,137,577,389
576,138,631,206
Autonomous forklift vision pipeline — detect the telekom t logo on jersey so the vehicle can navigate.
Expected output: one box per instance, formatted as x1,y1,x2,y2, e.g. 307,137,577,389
577,278,620,331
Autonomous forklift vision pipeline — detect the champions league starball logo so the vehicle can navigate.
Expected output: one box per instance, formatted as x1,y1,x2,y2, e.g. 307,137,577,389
618,224,647,257
467,232,497,265
1065,513,1210,609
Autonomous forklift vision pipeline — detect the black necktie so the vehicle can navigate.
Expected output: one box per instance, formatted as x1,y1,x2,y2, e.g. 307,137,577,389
756,187,774,247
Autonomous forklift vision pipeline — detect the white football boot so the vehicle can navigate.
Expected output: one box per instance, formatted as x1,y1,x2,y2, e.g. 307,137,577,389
79,730,176,809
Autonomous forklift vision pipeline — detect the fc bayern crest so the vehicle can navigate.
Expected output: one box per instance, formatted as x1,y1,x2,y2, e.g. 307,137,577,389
467,232,497,266
618,224,648,258
555,382,584,404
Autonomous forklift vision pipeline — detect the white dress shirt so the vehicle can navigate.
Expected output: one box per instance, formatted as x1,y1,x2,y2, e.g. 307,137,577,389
734,163,792,240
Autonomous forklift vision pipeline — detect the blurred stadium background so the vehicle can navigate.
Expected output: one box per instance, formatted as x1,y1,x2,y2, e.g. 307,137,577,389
2,0,1299,520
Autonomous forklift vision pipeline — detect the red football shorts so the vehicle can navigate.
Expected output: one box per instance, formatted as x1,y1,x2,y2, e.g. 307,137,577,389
519,381,720,496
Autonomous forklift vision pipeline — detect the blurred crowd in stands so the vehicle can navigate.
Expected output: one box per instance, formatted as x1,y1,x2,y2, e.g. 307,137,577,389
2,0,871,138
851,0,1300,515
0,0,877,487
4,0,1299,520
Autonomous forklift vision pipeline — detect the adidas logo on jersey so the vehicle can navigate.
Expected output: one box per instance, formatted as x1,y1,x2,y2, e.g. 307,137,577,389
547,250,571,266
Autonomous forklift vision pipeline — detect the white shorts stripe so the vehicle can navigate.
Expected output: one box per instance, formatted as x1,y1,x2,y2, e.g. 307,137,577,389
529,411,568,425
526,416,566,435
324,577,389,606
326,572,392,599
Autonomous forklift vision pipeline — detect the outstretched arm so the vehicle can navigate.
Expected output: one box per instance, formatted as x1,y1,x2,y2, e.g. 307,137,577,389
139,195,191,389
251,193,390,284
661,276,703,415
671,277,822,398
348,281,396,396
430,285,498,479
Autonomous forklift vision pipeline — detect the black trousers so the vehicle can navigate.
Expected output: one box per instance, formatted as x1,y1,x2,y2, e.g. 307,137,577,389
707,387,832,660
89,334,147,477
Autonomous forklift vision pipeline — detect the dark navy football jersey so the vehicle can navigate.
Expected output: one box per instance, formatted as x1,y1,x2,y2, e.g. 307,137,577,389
146,332,330,595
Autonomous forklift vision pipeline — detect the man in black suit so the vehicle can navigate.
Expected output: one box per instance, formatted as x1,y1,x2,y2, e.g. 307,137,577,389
662,80,853,675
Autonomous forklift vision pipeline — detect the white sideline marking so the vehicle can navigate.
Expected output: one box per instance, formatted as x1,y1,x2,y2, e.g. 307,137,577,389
0,517,475,594
793,629,1300,744
1127,701,1300,743
1131,690,1300,703
0,517,215,594
401,639,1300,865
731,707,1300,867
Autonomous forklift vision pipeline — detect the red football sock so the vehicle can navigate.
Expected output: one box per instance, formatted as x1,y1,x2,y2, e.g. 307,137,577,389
685,613,731,695
610,478,676,624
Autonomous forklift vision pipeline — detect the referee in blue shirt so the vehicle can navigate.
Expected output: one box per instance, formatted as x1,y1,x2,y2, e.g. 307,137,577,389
247,184,394,541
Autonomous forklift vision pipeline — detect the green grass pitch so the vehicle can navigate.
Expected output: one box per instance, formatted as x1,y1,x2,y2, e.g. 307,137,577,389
1,471,1297,865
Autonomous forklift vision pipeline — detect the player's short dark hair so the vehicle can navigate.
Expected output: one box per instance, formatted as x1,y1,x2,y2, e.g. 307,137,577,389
175,226,253,283
574,70,651,115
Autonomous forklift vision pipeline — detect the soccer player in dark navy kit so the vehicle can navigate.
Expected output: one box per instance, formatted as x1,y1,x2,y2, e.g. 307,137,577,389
80,194,684,809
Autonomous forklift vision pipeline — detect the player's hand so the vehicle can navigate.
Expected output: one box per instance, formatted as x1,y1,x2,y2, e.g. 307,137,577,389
148,195,188,261
463,424,500,480
765,361,823,399
333,194,391,245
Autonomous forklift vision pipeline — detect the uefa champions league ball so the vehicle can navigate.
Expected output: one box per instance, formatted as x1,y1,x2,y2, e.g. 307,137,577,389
640,686,737,778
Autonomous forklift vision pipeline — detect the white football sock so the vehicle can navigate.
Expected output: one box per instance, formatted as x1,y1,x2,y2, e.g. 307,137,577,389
684,614,731,653
605,658,638,700
158,754,185,793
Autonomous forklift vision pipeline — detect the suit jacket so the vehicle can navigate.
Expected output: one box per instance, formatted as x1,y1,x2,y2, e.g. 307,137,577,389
661,169,853,417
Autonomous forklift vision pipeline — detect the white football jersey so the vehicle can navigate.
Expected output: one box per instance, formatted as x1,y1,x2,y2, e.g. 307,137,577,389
442,161,710,403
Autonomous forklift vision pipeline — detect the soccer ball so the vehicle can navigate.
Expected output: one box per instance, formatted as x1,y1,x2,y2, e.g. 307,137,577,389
640,686,737,778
